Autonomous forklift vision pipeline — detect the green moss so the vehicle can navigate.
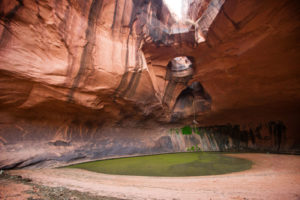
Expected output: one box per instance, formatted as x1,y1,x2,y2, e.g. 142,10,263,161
66,152,252,177
186,145,202,152
181,126,192,135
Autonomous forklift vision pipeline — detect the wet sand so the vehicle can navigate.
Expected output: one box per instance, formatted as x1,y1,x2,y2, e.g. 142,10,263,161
4,153,300,200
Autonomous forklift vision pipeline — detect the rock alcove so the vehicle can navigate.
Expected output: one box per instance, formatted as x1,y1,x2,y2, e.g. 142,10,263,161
0,0,299,170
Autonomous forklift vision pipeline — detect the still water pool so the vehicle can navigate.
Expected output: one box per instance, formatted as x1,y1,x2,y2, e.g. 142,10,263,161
66,152,252,177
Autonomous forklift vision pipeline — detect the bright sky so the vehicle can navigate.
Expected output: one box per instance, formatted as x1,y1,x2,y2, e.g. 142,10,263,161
163,0,184,20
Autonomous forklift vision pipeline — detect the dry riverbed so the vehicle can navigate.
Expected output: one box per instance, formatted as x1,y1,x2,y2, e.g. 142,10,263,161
1,153,300,200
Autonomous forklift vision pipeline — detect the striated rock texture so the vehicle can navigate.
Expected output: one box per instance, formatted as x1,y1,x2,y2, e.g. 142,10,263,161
0,0,299,168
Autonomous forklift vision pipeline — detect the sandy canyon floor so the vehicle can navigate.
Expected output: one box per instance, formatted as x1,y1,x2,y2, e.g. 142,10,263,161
1,153,300,200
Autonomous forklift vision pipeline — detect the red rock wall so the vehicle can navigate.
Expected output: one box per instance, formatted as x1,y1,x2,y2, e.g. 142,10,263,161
0,0,299,168
0,0,159,111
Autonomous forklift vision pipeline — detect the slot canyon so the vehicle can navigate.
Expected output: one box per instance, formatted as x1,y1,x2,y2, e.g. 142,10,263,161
0,0,299,199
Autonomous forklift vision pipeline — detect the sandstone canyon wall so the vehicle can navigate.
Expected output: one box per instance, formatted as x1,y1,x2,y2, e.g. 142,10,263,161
0,0,299,169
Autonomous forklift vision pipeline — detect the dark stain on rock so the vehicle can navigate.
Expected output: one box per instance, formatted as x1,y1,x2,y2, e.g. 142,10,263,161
221,8,240,30
113,0,171,99
0,0,24,48
120,38,144,98
163,80,177,105
68,0,103,102
113,0,142,99
0,0,24,22
120,0,128,26
154,136,173,150
249,128,255,144
268,121,286,151
186,134,200,146
255,124,263,139
111,0,119,30
195,121,287,152
48,140,71,146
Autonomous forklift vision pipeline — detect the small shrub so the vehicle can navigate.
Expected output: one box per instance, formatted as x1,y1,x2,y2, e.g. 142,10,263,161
191,146,195,151
181,126,192,135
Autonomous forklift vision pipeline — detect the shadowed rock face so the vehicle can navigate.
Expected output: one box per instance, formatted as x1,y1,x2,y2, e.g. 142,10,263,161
0,0,299,168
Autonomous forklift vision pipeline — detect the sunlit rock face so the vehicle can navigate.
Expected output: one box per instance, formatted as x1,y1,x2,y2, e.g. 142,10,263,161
0,0,161,112
0,0,299,169
0,0,214,126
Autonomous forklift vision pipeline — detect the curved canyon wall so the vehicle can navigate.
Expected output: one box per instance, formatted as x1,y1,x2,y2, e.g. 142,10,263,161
0,0,299,169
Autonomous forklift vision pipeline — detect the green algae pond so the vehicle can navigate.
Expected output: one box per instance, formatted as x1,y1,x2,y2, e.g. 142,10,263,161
66,152,252,177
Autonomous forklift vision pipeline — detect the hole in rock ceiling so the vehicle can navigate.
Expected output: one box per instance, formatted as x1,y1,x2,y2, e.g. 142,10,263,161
169,56,193,78
163,0,185,21
163,0,226,42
